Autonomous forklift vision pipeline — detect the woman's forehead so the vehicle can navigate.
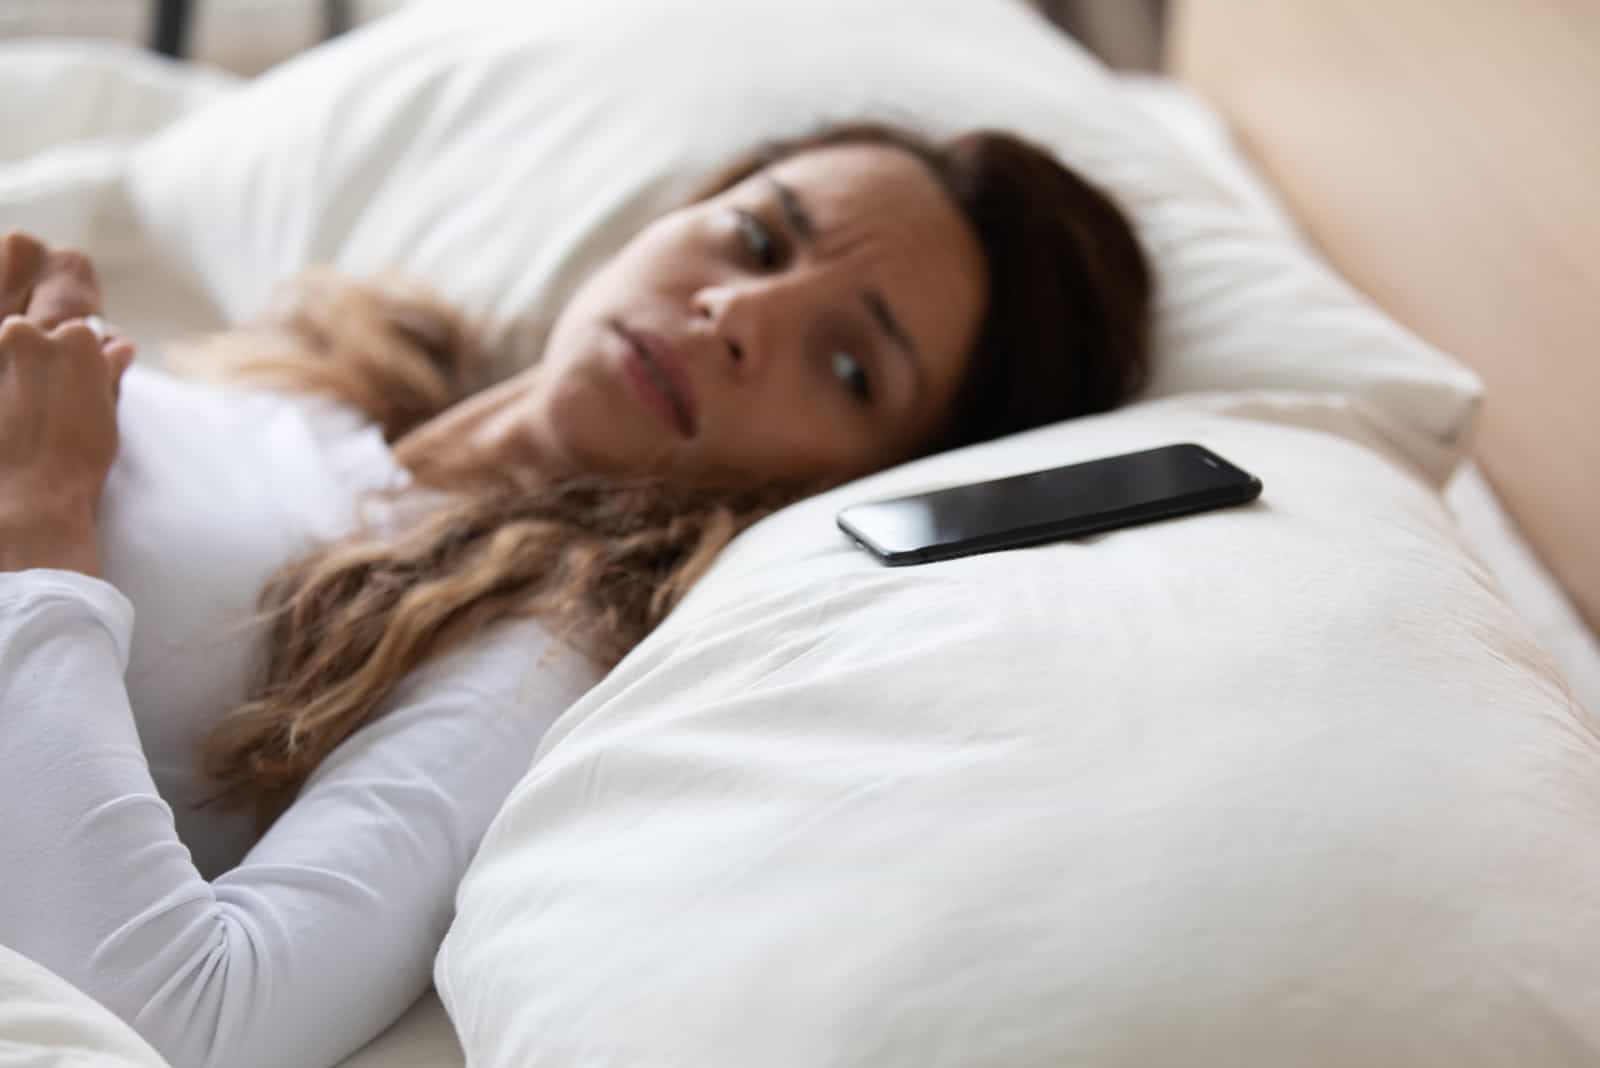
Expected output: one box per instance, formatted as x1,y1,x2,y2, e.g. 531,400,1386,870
763,145,981,292
763,143,939,226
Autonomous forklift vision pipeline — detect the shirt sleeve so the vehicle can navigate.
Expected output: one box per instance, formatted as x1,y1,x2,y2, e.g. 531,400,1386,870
0,568,598,1068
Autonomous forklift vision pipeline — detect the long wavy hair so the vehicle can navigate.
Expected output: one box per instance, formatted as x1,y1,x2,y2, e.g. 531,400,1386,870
190,121,1153,826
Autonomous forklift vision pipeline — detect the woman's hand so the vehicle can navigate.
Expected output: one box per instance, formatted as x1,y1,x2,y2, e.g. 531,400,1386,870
0,231,136,575
0,316,134,576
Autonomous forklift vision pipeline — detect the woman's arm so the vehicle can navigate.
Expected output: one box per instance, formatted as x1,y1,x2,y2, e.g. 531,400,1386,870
0,229,597,1067
0,580,597,1068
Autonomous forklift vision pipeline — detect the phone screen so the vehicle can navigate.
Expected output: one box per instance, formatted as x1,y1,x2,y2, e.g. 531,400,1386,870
837,443,1261,565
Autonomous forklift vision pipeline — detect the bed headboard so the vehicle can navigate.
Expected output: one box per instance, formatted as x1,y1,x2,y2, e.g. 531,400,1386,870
1168,0,1600,636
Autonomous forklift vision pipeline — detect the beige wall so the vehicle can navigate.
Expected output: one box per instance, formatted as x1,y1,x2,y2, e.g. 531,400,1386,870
1172,0,1600,635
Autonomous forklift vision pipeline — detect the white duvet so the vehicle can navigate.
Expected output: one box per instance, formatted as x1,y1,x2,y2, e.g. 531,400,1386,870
0,947,165,1068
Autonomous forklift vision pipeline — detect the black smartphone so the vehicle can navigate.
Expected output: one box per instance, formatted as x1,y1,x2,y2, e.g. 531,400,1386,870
836,442,1262,566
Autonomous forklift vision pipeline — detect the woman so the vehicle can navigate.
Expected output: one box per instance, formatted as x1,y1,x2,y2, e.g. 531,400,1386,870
0,122,1150,1068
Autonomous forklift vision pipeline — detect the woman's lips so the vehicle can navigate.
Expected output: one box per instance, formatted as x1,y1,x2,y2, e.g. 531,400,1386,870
613,321,697,439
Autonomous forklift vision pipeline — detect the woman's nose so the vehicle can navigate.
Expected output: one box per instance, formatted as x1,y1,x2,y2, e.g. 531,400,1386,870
693,274,818,383
691,282,758,378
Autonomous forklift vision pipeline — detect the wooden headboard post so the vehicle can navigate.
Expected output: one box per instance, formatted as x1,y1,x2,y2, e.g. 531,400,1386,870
1168,0,1600,635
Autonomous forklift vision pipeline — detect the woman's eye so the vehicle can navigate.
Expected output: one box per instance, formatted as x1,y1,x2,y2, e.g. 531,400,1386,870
735,211,779,269
831,350,873,405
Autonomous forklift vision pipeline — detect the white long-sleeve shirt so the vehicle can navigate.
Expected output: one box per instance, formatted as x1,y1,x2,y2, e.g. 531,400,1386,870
0,366,601,1068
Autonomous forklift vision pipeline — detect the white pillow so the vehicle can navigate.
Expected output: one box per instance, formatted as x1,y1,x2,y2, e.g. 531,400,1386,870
0,39,234,165
1116,73,1308,242
440,395,1600,1066
122,0,1480,483
0,945,169,1067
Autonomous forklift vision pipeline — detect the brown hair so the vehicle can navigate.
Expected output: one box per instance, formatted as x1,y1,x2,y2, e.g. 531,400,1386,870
194,121,1152,823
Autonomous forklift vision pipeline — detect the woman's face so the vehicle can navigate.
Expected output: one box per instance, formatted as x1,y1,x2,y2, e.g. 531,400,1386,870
524,143,988,487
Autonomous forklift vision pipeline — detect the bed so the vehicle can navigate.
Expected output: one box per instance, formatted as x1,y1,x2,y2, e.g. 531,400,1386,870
2,1,1597,1065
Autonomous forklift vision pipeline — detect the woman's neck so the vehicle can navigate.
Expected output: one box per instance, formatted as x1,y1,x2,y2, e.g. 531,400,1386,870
392,373,563,490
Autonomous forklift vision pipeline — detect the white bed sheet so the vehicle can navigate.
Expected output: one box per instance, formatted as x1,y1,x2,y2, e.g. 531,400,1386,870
333,989,457,1068
1444,460,1600,711
1,42,1594,1068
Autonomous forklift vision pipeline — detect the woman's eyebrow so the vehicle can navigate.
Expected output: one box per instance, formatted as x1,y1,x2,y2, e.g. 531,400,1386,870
768,176,817,244
769,176,926,399
863,291,922,375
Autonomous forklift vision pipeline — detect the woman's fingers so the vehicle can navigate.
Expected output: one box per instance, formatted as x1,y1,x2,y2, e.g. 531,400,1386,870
2,313,134,400
103,337,137,369
80,316,137,397
47,319,107,370
102,337,137,401
0,232,106,327
0,231,48,319
0,313,50,361
47,321,104,388
59,321,131,394
27,248,103,328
